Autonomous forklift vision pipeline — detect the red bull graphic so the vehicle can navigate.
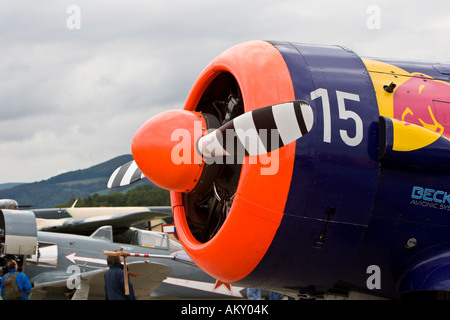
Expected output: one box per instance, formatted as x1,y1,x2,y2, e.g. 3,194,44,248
394,75,450,137
364,59,450,152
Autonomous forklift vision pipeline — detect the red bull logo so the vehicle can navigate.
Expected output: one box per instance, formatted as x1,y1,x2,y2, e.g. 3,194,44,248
394,75,450,137
363,59,450,151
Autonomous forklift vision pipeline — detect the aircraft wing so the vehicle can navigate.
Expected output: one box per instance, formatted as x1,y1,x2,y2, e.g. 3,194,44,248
30,261,172,300
35,206,172,235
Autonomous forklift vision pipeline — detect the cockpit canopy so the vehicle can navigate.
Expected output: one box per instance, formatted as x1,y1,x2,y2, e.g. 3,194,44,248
90,225,182,251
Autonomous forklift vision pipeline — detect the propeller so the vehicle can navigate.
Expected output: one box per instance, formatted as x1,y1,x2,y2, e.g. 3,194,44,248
197,100,313,159
107,160,145,189
107,99,314,192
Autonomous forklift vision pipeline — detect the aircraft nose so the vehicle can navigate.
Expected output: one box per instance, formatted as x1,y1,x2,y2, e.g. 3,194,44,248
131,109,206,192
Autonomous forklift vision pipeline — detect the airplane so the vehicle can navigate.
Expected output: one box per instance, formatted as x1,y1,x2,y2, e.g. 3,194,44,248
0,209,247,299
33,205,172,235
0,198,172,235
109,40,450,300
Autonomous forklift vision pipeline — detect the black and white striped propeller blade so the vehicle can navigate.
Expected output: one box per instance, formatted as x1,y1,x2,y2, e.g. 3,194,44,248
109,100,313,188
107,160,145,188
197,100,314,158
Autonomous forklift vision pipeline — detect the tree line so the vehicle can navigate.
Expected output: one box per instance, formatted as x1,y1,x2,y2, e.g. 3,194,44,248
55,185,170,207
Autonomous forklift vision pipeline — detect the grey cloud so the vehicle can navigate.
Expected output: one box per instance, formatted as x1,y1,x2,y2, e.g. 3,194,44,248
1,0,450,183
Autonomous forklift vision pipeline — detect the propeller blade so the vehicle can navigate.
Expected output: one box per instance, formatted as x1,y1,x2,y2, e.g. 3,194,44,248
197,100,314,158
107,160,145,188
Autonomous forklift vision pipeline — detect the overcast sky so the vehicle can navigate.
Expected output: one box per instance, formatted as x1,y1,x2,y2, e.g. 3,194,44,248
1,0,449,183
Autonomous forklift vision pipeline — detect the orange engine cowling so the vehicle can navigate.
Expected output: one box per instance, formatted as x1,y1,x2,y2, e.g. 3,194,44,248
132,40,297,284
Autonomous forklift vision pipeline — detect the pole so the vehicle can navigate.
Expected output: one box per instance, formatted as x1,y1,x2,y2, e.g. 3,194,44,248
123,254,129,296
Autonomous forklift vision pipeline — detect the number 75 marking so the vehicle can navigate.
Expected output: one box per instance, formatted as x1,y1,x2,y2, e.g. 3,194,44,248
311,88,363,147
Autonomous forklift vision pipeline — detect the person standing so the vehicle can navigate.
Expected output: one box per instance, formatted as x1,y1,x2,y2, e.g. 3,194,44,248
1,259,33,300
104,254,136,300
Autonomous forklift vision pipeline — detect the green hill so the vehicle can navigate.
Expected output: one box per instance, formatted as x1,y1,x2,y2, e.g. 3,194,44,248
0,154,153,208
